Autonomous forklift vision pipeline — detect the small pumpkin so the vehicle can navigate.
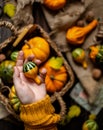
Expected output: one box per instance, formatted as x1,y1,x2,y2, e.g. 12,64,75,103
72,48,87,69
82,119,98,130
22,37,50,63
23,61,41,84
9,86,21,112
0,60,15,84
66,19,98,45
10,51,19,61
40,57,68,93
43,0,66,10
89,45,103,66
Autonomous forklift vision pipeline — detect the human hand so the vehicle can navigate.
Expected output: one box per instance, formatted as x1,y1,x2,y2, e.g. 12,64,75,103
13,51,47,104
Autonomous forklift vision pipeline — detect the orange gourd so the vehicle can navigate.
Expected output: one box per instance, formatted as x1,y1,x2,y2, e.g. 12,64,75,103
22,37,50,63
23,61,41,84
66,19,98,45
43,0,66,10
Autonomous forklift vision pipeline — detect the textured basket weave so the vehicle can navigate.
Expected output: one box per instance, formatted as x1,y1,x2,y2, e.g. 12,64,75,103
0,21,74,121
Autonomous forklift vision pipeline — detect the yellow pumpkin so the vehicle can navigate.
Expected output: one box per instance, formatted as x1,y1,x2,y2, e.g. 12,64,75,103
22,37,50,63
43,0,66,10
8,86,21,112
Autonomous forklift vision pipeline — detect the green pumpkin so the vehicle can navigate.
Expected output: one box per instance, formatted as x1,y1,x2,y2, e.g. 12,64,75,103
10,51,19,61
0,60,15,84
72,48,87,68
82,119,98,130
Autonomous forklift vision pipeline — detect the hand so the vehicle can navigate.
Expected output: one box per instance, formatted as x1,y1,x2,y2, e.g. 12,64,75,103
13,51,47,104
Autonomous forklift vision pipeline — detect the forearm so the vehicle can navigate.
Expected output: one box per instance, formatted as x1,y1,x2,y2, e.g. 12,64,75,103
20,95,60,130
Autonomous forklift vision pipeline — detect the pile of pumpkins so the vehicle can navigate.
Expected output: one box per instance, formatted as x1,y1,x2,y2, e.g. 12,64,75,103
0,36,68,112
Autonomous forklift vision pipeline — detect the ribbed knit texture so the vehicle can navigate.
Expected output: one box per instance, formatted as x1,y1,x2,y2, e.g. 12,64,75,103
20,95,60,130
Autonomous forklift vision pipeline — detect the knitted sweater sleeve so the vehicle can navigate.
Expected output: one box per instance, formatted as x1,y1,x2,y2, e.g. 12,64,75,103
20,95,60,130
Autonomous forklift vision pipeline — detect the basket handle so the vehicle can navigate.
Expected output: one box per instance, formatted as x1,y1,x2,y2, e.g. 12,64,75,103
51,92,67,121
0,21,18,50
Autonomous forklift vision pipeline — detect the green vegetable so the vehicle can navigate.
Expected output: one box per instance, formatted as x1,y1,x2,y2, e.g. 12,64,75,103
10,51,19,61
82,119,98,130
0,60,15,84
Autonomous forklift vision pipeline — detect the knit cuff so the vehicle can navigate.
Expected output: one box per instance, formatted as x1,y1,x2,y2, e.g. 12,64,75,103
20,95,60,126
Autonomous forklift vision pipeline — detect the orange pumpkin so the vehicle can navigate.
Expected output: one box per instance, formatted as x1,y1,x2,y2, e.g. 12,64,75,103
45,66,67,93
40,60,68,93
43,0,66,10
22,37,50,63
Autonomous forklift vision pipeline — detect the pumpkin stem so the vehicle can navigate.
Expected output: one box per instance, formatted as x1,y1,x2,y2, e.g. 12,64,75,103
24,40,31,48
50,75,64,83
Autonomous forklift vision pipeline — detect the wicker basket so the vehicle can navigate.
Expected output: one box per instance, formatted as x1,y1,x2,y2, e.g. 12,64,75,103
0,21,74,121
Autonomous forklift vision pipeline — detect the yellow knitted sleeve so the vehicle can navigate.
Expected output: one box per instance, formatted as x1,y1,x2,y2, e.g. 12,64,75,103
20,95,60,130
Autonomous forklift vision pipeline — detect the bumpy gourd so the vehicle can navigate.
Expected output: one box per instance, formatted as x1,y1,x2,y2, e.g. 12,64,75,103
22,37,50,63
66,19,98,45
23,61,41,84
43,0,66,10
9,86,21,112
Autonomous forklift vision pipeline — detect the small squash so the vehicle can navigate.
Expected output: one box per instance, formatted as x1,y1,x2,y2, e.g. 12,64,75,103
43,0,66,10
23,61,41,84
0,60,15,84
72,48,87,69
9,86,21,112
89,45,103,65
10,51,19,61
66,19,98,45
22,37,50,63
45,66,67,93
82,119,98,130
40,57,68,93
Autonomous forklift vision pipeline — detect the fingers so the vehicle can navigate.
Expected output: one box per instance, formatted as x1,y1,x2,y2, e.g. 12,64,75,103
24,55,42,66
16,50,24,66
24,54,34,64
39,68,47,83
33,59,42,66
13,67,22,89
